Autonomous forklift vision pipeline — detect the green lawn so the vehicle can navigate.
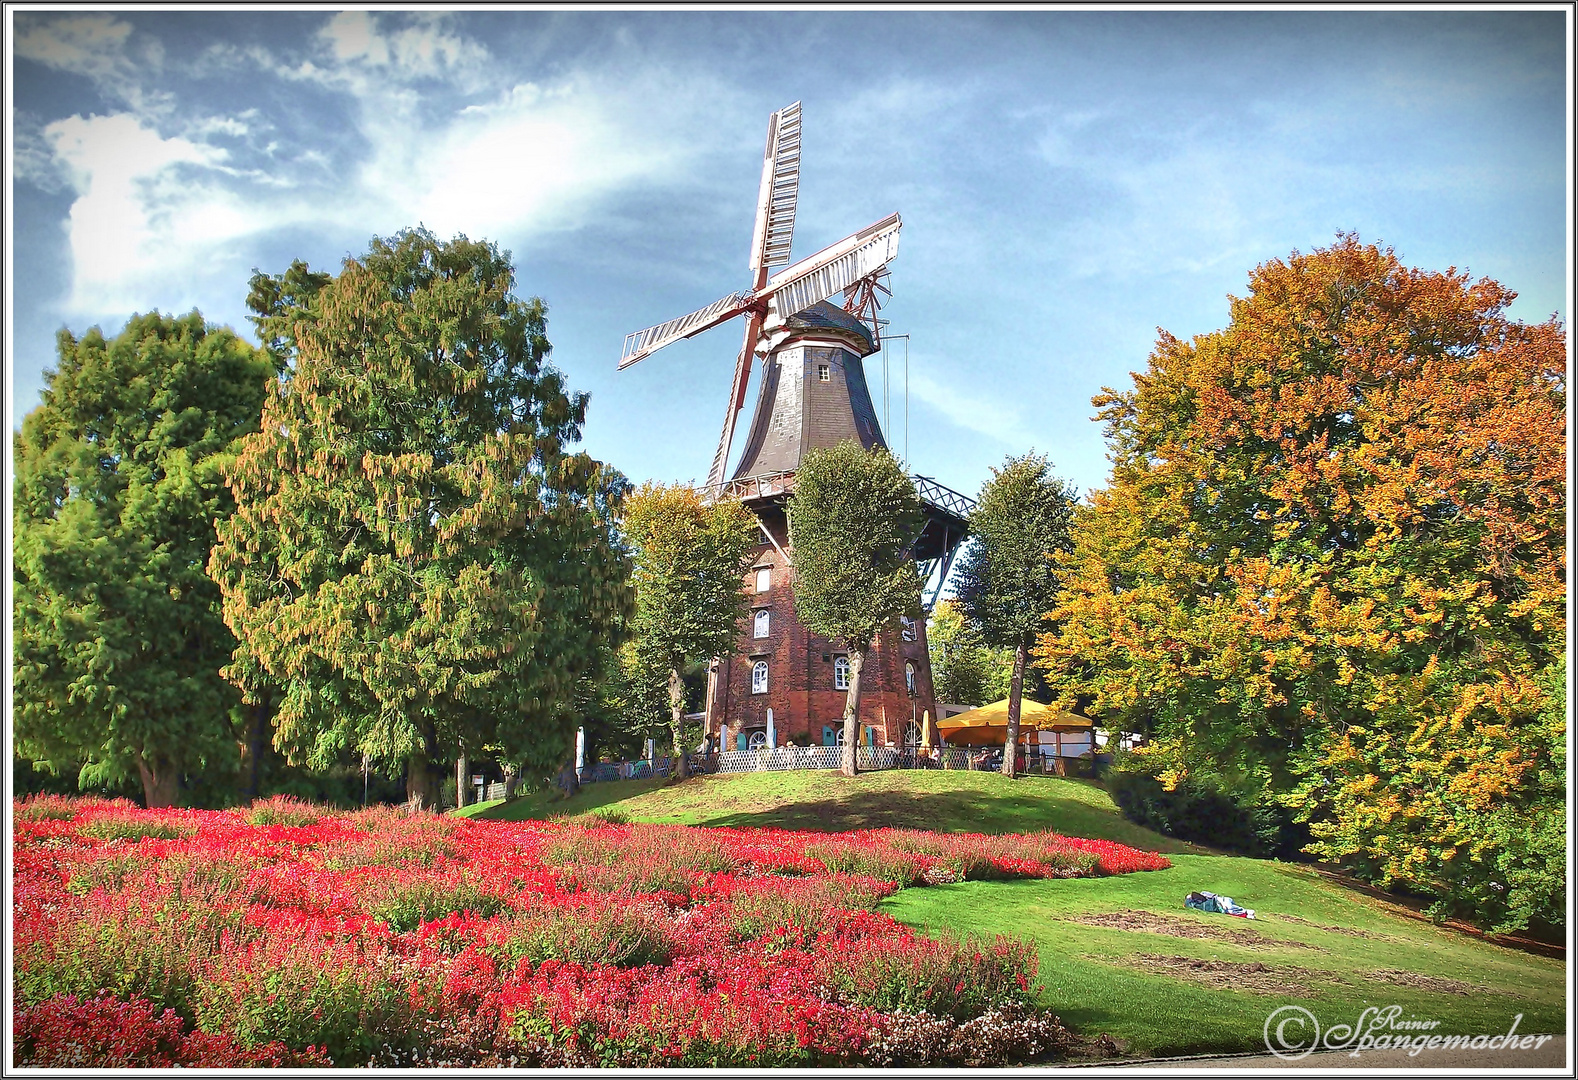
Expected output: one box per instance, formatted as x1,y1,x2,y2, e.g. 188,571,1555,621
460,770,1565,1058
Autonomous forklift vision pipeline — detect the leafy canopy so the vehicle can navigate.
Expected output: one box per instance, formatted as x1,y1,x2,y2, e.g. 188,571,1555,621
926,600,1013,707
787,441,925,653
952,453,1077,651
13,311,274,805
622,483,758,672
209,228,633,783
1039,235,1566,931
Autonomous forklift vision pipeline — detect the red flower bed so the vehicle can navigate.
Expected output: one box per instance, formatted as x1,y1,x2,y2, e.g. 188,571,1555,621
12,795,1167,1067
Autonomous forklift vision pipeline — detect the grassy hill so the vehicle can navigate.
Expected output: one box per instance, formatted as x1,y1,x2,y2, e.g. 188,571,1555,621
460,770,1200,852
458,770,1565,1058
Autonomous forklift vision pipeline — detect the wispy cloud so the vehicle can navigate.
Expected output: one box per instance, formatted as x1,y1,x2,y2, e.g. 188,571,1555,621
904,364,1036,450
15,14,171,115
19,11,714,317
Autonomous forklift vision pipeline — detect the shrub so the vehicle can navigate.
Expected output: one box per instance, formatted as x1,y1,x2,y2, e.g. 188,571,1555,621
714,874,892,941
14,794,79,821
819,931,1039,1021
192,938,425,1065
242,794,323,827
366,875,510,932
1107,769,1306,858
77,817,198,842
13,993,330,1067
495,896,677,968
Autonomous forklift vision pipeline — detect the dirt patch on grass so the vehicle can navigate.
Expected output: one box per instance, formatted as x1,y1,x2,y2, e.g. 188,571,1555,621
1271,913,1387,939
1363,969,1480,996
1066,909,1318,950
1104,953,1337,996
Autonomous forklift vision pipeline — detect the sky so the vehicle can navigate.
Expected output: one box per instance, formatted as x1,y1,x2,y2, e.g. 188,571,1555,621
7,8,1570,502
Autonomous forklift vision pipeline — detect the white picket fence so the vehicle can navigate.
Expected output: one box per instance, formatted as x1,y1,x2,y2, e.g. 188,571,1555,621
713,745,991,773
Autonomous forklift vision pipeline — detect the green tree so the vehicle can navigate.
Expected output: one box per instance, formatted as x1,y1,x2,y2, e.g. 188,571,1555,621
1039,236,1565,930
952,454,1077,776
209,228,633,809
926,599,1013,707
622,483,757,780
13,311,274,806
787,441,925,776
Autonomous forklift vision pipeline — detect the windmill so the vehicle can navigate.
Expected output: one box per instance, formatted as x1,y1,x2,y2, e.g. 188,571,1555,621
619,101,902,488
620,102,973,758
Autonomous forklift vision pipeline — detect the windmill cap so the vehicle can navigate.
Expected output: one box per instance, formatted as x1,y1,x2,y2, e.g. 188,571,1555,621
782,300,878,357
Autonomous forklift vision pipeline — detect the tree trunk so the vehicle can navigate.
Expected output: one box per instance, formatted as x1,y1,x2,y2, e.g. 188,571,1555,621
556,755,580,799
841,650,865,777
455,750,469,809
405,719,442,811
1002,641,1027,778
503,763,519,800
242,698,270,802
135,753,180,808
670,666,691,780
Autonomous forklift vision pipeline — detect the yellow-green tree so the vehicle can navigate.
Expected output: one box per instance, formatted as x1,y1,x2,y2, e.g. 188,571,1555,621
622,483,757,780
951,454,1077,776
209,229,632,808
788,442,924,777
1040,235,1566,931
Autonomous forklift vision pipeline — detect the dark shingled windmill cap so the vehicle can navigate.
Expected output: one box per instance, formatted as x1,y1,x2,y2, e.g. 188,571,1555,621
781,300,878,357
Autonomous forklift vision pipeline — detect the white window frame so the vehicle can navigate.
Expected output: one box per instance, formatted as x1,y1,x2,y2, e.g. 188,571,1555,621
900,615,916,641
834,656,850,691
753,608,770,638
905,662,916,696
755,567,772,593
817,363,831,382
751,660,769,695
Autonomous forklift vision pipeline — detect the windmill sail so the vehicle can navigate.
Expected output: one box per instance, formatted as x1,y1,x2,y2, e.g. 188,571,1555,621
706,341,755,487
748,101,802,273
763,213,901,326
619,289,755,369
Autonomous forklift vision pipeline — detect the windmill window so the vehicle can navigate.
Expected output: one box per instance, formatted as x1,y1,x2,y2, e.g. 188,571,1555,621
817,364,830,382
900,616,916,641
754,609,770,638
755,567,772,593
752,661,769,695
834,656,850,691
905,662,916,697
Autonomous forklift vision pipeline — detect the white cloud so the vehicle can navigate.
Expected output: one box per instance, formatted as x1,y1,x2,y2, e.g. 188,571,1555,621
25,12,728,323
45,114,239,311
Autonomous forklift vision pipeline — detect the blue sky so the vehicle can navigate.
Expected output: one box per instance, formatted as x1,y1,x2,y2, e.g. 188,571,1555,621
8,9,1569,500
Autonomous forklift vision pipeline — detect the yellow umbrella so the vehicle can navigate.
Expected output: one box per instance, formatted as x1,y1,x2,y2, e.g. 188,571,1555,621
936,699,1092,746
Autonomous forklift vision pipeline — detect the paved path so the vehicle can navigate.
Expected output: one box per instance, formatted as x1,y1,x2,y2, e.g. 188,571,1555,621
1095,1034,1567,1070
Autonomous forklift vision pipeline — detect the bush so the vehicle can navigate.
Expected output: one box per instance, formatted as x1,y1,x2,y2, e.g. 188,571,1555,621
242,795,323,827
366,876,510,932
819,931,1038,1021
77,817,199,842
495,896,676,968
1107,770,1307,859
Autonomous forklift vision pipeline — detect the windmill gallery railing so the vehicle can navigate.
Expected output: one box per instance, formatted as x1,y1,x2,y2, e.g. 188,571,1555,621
700,470,974,517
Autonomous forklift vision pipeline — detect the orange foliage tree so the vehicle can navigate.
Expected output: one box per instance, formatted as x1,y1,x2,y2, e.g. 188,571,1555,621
1040,236,1566,931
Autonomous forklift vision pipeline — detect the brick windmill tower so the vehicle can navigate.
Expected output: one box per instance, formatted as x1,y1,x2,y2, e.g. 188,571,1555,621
619,102,972,755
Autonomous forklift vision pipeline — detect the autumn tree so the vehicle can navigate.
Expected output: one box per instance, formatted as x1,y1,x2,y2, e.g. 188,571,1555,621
622,483,757,780
787,442,925,777
13,311,274,806
952,454,1077,776
1039,235,1566,930
926,600,1013,708
209,228,633,809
